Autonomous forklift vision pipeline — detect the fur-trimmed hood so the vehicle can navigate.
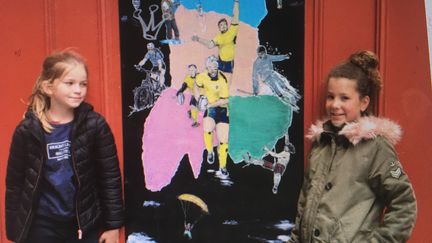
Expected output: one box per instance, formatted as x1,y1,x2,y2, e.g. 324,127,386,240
306,116,402,145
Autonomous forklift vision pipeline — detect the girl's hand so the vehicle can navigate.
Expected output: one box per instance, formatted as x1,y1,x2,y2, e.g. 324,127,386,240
98,229,119,243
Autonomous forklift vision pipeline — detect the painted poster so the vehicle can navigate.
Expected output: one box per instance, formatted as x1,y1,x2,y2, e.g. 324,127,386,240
119,0,304,242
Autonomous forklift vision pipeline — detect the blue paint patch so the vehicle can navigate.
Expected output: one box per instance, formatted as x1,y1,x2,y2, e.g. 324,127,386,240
160,39,185,45
180,0,267,27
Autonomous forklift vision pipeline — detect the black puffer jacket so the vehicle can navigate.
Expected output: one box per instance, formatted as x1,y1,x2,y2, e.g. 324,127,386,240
5,102,124,243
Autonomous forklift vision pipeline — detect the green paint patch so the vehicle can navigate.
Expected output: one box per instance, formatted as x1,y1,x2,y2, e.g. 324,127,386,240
228,95,293,163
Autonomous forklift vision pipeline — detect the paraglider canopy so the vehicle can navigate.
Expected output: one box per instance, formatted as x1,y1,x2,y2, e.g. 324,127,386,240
178,193,209,240
178,193,209,214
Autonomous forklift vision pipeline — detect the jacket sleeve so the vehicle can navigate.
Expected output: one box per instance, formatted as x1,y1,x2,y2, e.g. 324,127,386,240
367,138,417,242
94,116,125,230
5,126,27,240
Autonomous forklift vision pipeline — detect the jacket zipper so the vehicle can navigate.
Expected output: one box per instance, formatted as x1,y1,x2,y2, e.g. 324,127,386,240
17,154,44,243
305,140,338,242
328,139,338,172
71,151,83,240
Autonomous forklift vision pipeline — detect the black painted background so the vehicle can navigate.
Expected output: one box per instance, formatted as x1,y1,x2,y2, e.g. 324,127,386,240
119,1,305,242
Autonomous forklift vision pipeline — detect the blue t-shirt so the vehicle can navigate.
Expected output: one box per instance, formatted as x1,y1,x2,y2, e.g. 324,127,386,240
37,122,76,220
145,49,164,67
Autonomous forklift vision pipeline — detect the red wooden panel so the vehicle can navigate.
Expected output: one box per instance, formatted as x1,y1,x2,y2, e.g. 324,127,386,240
321,0,377,76
304,0,377,157
380,1,431,241
50,0,105,106
0,2,48,242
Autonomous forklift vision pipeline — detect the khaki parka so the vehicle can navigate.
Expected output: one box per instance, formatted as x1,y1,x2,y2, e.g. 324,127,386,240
289,117,417,243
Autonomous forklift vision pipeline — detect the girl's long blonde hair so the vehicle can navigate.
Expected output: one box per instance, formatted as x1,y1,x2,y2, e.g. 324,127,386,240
28,50,88,132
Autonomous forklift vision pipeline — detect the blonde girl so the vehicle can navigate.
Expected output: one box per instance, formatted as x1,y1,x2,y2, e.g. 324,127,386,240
5,50,124,243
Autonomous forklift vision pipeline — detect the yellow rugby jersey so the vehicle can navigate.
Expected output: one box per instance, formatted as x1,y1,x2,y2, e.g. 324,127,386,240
212,24,239,62
184,74,204,96
184,75,196,92
196,71,229,106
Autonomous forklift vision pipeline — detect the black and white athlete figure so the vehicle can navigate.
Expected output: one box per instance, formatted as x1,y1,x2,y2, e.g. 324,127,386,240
252,45,301,111
135,42,165,72
243,135,295,194
129,66,166,115
161,0,180,40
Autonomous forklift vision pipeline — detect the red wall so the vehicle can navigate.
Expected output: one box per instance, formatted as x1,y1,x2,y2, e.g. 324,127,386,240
305,0,432,242
382,1,432,241
0,1,123,242
0,0,430,242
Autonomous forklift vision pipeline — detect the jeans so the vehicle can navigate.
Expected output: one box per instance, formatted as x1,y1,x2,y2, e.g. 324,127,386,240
25,215,98,243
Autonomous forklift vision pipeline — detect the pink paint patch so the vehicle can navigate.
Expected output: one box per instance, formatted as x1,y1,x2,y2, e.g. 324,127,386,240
142,88,206,191
168,6,259,97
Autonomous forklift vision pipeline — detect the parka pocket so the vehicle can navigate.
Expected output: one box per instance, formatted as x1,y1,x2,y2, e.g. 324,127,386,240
314,214,349,243
329,219,349,243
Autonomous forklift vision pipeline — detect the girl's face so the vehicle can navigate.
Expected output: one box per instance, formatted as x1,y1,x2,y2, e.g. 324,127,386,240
325,77,370,127
45,62,88,111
